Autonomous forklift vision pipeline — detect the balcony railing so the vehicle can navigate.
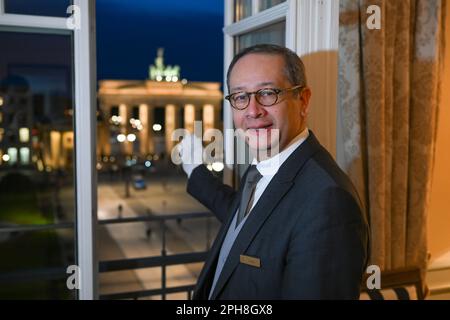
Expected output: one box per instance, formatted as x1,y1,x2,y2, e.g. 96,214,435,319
0,211,216,300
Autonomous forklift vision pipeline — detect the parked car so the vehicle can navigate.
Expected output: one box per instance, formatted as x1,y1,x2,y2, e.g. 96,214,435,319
132,174,146,190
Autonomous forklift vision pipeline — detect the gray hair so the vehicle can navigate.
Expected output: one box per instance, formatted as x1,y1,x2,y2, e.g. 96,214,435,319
226,44,307,92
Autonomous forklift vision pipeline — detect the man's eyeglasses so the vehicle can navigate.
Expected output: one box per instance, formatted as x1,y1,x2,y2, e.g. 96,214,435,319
225,85,305,110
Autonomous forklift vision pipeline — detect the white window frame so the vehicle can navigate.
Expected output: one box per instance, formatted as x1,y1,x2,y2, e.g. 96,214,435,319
223,0,339,185
0,0,98,300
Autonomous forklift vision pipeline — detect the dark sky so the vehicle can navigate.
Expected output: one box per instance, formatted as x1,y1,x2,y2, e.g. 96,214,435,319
96,0,224,83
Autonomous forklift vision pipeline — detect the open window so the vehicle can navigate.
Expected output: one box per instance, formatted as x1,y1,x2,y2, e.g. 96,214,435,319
0,0,97,299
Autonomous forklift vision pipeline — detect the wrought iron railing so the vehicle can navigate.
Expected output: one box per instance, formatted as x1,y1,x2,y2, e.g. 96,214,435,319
0,211,215,300
98,211,215,300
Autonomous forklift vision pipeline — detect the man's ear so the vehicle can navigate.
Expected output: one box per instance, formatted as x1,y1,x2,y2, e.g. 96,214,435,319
300,87,312,117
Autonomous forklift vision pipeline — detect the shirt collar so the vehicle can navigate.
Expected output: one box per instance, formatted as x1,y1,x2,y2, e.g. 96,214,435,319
252,128,309,177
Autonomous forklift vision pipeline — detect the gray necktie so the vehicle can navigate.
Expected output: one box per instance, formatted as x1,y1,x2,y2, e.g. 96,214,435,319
236,165,262,228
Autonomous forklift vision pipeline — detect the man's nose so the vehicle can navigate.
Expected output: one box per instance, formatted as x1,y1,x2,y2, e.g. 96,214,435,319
245,94,265,118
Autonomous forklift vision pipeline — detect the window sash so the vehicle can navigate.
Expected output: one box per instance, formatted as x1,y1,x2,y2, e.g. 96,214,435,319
0,0,98,300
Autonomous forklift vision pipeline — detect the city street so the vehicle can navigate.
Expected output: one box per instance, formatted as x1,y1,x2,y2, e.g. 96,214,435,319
97,169,221,299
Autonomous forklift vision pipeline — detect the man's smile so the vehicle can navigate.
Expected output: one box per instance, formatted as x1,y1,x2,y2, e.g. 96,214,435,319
245,123,274,135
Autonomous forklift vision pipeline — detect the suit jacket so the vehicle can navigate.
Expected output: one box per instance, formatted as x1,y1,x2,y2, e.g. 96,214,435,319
187,131,370,300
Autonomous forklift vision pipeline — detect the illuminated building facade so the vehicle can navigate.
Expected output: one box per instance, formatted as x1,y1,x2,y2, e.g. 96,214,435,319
97,49,223,165
0,75,73,171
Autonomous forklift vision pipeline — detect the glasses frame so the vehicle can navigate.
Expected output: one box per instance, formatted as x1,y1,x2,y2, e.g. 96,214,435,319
225,84,305,110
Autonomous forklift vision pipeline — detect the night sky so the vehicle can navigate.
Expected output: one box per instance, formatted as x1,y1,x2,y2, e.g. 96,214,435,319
96,0,224,83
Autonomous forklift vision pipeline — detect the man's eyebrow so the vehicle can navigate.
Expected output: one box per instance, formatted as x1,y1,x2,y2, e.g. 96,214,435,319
230,86,245,92
230,82,276,92
258,82,276,87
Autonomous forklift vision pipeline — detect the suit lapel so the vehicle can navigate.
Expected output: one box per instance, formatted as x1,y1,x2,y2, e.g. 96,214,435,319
209,179,293,299
193,183,243,299
209,131,322,299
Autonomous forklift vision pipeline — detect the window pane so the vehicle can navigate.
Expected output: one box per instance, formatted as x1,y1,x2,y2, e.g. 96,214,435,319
0,31,76,299
4,0,72,17
259,0,286,12
235,0,252,22
237,21,286,52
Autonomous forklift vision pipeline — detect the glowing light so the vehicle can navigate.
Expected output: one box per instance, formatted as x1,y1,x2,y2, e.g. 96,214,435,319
111,115,123,125
19,147,30,165
19,128,30,143
96,163,103,170
145,161,151,168
206,164,213,171
127,133,136,142
156,75,163,82
212,162,224,172
2,154,10,162
117,134,126,142
181,79,188,85
130,119,143,130
172,76,178,82
126,159,136,166
37,160,44,172
7,148,17,164
0,96,3,106
153,124,162,132
165,76,172,82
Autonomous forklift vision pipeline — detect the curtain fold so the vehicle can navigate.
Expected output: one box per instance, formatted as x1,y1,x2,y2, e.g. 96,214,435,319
339,0,446,275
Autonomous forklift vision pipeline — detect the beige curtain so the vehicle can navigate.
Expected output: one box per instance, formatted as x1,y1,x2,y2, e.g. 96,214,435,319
339,0,446,274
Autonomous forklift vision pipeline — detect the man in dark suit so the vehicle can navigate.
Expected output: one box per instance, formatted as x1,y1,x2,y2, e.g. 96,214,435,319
180,44,370,300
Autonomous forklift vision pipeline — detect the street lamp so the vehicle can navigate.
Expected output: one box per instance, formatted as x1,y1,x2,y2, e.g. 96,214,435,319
116,133,134,198
117,133,126,142
127,133,136,142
